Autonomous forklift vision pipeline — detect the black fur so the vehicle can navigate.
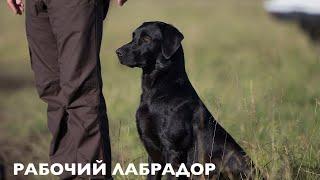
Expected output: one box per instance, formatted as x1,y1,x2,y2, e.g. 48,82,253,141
116,21,261,180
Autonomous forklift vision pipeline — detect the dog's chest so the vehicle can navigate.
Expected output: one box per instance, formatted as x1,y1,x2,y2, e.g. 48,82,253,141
136,103,158,135
136,101,167,147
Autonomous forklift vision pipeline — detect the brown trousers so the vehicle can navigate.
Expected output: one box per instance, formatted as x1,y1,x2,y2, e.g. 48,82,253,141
25,0,111,179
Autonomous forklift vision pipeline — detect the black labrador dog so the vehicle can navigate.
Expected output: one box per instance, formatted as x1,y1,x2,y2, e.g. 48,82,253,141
116,21,261,180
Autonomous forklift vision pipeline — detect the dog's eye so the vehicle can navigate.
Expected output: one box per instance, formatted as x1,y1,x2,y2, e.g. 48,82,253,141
142,36,152,43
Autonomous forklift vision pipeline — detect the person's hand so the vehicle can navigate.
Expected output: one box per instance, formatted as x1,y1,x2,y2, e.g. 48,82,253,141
7,0,24,15
117,0,127,6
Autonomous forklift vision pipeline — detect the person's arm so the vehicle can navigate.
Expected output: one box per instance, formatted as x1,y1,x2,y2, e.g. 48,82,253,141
6,0,127,15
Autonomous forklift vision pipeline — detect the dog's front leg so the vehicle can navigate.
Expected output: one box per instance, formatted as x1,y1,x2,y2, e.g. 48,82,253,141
147,156,164,180
163,150,188,180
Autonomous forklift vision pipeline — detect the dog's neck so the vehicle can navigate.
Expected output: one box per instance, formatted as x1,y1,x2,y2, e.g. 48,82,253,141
141,47,188,94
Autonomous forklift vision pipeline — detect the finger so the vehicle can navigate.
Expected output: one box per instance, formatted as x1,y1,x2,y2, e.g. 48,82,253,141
19,0,25,9
17,7,23,14
117,0,127,6
15,0,24,14
16,0,22,5
7,0,18,14
18,1,25,13
19,5,25,12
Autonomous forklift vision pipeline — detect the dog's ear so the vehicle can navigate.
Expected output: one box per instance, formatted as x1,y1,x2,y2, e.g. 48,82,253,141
161,23,184,59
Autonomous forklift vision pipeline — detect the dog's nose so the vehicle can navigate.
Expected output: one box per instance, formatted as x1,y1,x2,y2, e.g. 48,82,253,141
116,49,123,57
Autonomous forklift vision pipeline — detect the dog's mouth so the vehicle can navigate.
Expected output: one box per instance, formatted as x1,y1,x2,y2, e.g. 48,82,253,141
118,58,147,68
119,59,137,68
126,64,136,68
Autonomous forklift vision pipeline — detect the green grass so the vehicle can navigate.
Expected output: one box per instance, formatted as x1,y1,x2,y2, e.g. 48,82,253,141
1,0,320,179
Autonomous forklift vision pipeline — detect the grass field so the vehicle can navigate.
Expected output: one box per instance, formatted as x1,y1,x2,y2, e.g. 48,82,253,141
0,0,320,179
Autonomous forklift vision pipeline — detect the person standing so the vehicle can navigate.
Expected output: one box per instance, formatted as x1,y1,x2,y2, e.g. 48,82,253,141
6,0,127,179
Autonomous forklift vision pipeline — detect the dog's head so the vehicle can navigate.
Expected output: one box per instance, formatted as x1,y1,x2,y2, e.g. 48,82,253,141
116,21,184,69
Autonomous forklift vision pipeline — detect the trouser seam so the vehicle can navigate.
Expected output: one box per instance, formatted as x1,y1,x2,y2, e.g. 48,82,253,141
93,0,109,176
